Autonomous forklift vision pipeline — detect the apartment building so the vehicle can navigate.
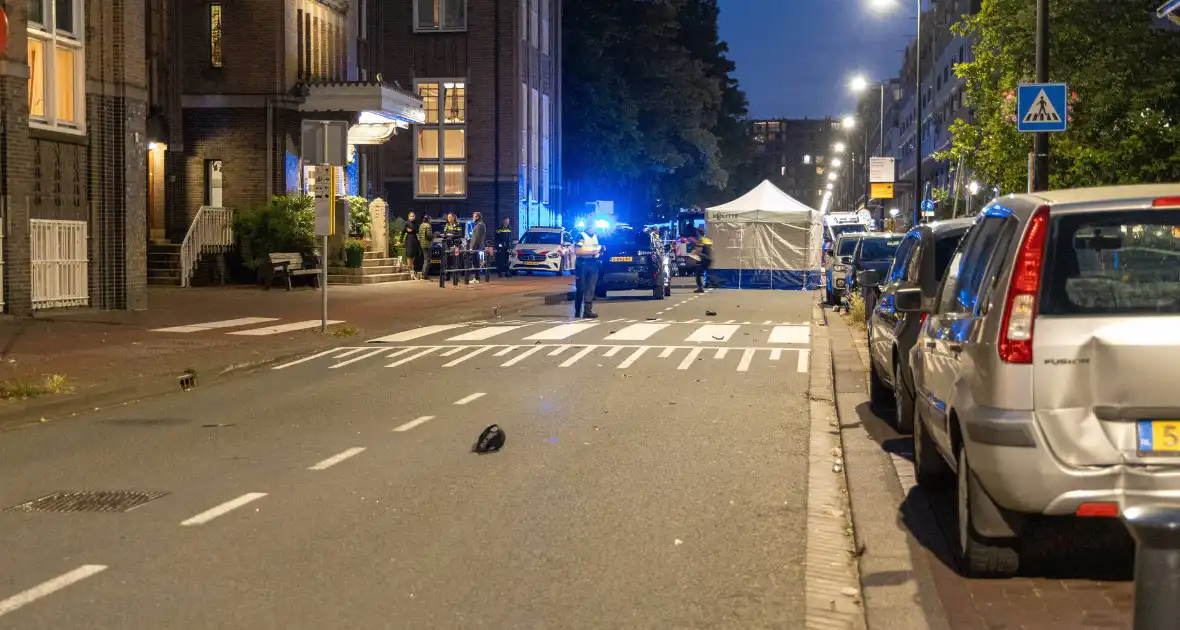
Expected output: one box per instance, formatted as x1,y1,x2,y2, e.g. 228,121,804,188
750,118,842,211
378,0,563,232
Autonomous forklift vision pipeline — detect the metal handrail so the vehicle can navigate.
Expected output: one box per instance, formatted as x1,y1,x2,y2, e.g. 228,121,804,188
179,206,233,287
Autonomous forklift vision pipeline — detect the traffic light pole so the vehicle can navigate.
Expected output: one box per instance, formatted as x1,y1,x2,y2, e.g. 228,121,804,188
1032,0,1050,192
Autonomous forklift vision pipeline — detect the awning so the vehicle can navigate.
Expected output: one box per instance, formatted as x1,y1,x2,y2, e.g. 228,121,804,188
299,81,426,134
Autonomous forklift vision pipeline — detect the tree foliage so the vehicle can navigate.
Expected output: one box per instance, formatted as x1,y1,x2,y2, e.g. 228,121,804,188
943,0,1180,193
564,0,752,220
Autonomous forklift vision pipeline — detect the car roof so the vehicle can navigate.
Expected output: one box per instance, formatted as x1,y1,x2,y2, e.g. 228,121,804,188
989,184,1180,219
857,232,904,240
923,216,976,236
525,227,563,232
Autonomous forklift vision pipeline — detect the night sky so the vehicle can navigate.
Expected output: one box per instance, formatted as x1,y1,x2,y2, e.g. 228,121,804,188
719,0,920,120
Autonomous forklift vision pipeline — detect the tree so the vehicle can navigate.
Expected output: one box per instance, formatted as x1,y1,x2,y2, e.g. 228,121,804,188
942,0,1180,193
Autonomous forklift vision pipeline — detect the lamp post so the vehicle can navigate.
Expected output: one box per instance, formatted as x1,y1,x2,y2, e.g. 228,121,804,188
871,0,923,226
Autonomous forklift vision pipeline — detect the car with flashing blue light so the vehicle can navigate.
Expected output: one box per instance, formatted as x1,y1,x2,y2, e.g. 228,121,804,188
594,224,672,300
508,227,576,276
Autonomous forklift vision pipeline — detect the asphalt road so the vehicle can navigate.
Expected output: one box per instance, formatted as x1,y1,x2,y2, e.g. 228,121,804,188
0,283,815,629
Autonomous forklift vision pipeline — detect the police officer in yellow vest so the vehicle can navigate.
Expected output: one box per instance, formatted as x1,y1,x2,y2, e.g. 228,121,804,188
495,218,513,277
573,223,603,319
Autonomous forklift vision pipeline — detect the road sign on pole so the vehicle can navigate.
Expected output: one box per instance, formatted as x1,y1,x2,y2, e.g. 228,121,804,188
869,157,895,184
1017,83,1069,133
921,199,935,218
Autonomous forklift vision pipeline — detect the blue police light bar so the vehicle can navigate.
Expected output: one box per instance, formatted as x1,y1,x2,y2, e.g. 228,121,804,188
594,219,611,230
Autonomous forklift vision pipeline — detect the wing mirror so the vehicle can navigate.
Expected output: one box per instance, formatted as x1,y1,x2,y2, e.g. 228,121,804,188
856,270,881,287
894,287,925,313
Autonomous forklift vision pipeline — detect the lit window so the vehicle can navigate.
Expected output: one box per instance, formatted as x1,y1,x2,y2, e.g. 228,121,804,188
27,0,84,133
210,3,223,68
414,80,467,198
803,155,811,164
416,0,466,31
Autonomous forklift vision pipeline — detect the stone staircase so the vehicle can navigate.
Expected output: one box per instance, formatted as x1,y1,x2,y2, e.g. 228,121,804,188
327,251,413,285
147,243,182,286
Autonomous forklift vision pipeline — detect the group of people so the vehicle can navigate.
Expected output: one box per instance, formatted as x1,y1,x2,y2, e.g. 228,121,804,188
400,212,516,285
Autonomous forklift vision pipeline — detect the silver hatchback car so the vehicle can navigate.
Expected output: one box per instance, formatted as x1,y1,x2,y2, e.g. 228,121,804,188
899,184,1180,577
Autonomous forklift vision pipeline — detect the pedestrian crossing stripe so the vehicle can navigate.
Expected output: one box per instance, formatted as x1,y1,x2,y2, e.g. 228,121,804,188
151,317,345,336
272,344,810,373
365,321,810,345
1022,89,1062,123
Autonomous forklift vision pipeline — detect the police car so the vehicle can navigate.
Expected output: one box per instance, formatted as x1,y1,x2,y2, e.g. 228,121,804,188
594,225,672,299
508,227,576,276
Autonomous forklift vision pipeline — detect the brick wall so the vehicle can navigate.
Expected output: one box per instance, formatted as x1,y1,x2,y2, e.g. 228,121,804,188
182,0,285,95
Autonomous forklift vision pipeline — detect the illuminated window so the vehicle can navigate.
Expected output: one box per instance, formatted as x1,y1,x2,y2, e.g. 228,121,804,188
416,0,466,31
414,80,467,198
27,0,84,133
210,3,223,68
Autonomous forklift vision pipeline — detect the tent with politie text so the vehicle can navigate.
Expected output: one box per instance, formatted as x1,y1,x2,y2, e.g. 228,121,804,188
703,180,823,290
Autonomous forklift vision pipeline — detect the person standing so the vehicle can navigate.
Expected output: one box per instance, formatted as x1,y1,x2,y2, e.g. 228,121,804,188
495,218,513,277
692,230,713,293
443,213,465,286
468,212,487,283
418,214,434,280
404,211,422,280
573,222,603,319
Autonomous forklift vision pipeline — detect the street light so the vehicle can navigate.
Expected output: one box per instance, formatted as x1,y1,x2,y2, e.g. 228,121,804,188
968,180,981,195
870,0,924,226
826,183,834,191
842,116,856,129
833,142,846,153
828,172,838,182
850,75,870,93
832,157,843,167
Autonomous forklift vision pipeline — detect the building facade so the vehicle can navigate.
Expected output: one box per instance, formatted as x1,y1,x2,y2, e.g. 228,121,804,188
750,118,842,210
378,0,563,232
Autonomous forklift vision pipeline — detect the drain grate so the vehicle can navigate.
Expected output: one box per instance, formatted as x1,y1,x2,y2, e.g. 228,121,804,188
5,491,169,513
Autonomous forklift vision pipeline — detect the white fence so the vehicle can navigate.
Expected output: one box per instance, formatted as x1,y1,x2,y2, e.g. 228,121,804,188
31,219,89,310
180,206,234,287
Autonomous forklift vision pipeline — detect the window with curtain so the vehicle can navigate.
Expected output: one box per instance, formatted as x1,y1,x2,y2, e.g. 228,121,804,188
416,0,466,31
415,80,467,198
210,3,224,68
27,0,84,132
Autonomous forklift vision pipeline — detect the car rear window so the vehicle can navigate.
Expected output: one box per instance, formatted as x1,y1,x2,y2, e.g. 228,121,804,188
837,238,860,256
857,237,902,261
1041,210,1180,315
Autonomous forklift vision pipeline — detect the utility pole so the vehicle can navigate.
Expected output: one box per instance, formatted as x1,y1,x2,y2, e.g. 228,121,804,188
914,0,923,225
1033,0,1050,191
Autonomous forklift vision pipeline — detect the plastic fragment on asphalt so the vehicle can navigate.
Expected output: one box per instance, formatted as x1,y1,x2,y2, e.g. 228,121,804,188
674,539,683,546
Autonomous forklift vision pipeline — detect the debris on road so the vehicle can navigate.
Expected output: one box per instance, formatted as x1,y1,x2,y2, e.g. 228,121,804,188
472,424,506,454
705,310,717,316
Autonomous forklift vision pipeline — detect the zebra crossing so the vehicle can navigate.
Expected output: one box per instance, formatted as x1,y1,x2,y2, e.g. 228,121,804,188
366,320,811,347
151,317,346,336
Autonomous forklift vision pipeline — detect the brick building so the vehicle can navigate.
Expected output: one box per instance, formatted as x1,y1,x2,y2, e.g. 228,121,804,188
749,118,842,211
0,0,148,315
378,0,563,232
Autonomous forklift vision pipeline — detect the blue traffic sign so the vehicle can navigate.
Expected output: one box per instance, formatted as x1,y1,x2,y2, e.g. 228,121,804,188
921,199,935,213
1017,83,1069,133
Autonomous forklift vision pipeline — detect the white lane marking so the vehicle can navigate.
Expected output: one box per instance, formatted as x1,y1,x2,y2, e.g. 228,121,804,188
548,346,571,356
617,346,650,369
330,348,388,369
444,346,496,367
0,565,108,618
605,323,669,341
181,493,268,526
715,348,729,359
608,318,627,323
684,319,699,323
658,347,676,358
494,346,520,356
797,349,810,373
502,345,546,366
229,320,343,336
560,346,598,367
454,392,486,405
308,447,366,470
723,319,736,324
151,317,278,333
763,320,773,325
742,321,751,325
273,348,352,370
737,349,756,372
394,415,435,432
334,348,367,358
769,325,811,345
440,347,465,357
387,347,439,367
685,324,739,343
525,323,598,340
603,346,623,357
386,348,414,359
770,349,783,361
368,324,466,343
678,348,703,370
447,325,526,341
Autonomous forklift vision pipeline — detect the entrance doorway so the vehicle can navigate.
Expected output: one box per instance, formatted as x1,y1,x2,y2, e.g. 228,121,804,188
147,142,167,242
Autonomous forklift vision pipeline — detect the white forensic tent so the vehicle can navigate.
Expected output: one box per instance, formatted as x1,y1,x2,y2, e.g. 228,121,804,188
703,180,823,290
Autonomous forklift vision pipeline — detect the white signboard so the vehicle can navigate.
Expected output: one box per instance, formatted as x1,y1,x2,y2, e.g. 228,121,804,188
869,157,896,184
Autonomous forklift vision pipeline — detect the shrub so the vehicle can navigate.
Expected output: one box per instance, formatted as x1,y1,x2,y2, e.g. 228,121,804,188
233,195,316,269
344,238,366,268
345,196,372,238
844,292,867,329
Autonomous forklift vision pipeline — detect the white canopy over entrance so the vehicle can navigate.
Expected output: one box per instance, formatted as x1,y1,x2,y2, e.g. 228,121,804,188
704,180,823,290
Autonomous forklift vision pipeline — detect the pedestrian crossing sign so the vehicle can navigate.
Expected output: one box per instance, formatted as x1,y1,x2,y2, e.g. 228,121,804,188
1017,83,1069,133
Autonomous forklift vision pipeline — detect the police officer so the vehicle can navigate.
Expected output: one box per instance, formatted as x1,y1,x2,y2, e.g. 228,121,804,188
495,218,513,277
573,222,603,319
692,229,713,293
442,213,465,286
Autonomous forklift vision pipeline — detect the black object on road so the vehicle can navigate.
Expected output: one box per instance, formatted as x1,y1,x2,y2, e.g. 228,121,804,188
705,310,717,317
1122,504,1180,629
473,425,506,454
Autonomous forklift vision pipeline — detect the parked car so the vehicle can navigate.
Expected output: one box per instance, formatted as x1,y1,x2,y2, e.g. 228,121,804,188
899,185,1180,578
844,232,904,299
595,225,672,299
509,227,575,276
824,233,864,305
859,219,975,433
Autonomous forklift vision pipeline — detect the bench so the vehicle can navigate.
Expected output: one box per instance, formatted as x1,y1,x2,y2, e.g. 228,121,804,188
266,252,321,291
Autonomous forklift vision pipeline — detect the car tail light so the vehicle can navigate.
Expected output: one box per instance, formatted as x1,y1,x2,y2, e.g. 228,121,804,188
1152,197,1180,208
919,313,928,328
1076,502,1119,518
998,205,1050,364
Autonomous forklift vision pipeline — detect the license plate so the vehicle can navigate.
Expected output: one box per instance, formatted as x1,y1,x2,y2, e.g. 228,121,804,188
431,259,440,264
1138,421,1180,452
610,256,633,263
524,261,545,266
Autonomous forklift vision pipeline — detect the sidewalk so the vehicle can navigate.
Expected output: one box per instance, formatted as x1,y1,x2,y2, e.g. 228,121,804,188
0,276,571,425
823,307,1136,629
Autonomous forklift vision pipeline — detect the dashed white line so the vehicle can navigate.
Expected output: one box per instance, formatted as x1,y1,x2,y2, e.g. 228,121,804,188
617,346,650,369
229,320,343,336
770,349,783,361
547,346,572,356
494,345,520,356
308,447,366,470
394,415,436,432
797,349,810,373
454,392,487,405
387,347,438,367
502,345,546,366
440,347,465,357
151,317,278,333
560,346,598,367
0,565,108,618
369,324,466,343
678,348,703,370
603,346,623,357
715,348,729,359
737,349,756,372
723,319,737,324
273,348,350,370
329,348,388,368
181,493,268,526
333,348,368,358
443,346,496,367
658,347,676,358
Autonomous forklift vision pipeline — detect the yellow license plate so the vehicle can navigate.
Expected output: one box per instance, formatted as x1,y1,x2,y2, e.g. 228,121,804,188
524,262,545,266
1139,421,1180,452
610,256,633,262
431,259,440,264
